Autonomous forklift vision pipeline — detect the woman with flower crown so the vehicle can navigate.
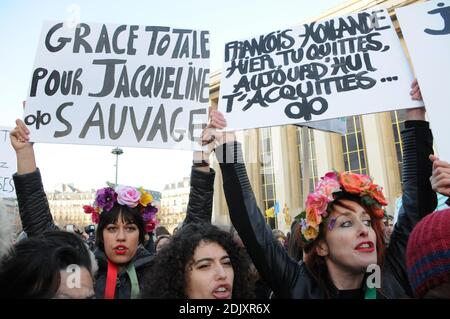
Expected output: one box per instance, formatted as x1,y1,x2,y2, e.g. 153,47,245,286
9,119,216,299
206,80,437,298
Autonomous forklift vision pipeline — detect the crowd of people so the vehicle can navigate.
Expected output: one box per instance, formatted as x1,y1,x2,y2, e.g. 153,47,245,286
0,81,449,299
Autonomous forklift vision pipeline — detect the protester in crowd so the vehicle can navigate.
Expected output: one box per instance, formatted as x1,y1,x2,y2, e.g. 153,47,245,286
0,230,96,298
383,215,394,246
84,224,96,251
65,224,89,240
155,225,171,238
406,155,450,298
206,81,436,298
141,120,254,299
272,229,287,248
141,222,254,299
10,121,155,298
150,226,171,253
9,117,215,298
155,234,171,253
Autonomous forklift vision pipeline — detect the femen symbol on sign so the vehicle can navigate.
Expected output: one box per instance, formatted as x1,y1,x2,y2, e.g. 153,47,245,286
24,110,51,129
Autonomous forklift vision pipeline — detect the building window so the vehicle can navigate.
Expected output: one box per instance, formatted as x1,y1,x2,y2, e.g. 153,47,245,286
342,116,368,175
297,127,318,204
259,128,277,228
390,110,406,182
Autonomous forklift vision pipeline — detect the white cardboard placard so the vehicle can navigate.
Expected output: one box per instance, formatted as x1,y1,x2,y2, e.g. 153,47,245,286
219,8,421,131
0,127,17,198
24,21,210,150
397,0,450,161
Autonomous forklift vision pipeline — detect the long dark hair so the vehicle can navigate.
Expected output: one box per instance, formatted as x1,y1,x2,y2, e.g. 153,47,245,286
287,221,304,262
303,193,386,297
141,223,254,299
95,204,146,251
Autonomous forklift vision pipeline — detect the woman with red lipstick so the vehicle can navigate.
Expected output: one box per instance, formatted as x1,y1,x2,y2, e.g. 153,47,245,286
9,117,217,298
81,186,157,299
207,81,437,298
141,222,254,299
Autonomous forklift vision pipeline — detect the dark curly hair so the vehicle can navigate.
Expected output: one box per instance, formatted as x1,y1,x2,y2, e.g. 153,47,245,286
141,223,254,299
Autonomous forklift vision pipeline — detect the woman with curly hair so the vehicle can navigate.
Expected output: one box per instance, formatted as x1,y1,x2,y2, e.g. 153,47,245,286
141,222,254,299
9,117,216,299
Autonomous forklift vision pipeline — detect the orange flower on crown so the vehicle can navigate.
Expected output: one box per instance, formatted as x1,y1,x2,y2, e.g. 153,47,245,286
303,226,319,241
296,170,388,244
306,206,322,228
339,172,372,194
365,184,388,206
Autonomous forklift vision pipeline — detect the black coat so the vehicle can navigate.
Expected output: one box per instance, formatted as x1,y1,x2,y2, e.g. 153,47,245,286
13,165,215,298
93,246,153,299
215,120,436,299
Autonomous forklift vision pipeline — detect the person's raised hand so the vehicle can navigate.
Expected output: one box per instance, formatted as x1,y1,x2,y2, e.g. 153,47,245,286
201,107,235,148
406,79,426,121
429,154,450,197
10,119,33,153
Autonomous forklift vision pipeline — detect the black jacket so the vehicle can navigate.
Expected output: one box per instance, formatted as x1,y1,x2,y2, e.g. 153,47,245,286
215,120,436,299
93,246,153,299
13,165,215,298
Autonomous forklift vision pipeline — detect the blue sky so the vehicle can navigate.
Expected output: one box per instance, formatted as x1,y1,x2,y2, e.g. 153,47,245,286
0,0,344,192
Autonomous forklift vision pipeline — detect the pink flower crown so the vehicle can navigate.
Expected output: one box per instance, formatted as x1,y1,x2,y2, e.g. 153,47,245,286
83,186,159,233
295,171,387,243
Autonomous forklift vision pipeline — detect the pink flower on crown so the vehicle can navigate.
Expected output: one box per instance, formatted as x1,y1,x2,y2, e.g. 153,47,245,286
315,175,341,199
305,193,329,215
117,187,141,208
324,171,338,180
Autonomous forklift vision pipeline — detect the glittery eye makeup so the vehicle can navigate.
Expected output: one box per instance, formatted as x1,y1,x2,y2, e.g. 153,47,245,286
327,218,337,230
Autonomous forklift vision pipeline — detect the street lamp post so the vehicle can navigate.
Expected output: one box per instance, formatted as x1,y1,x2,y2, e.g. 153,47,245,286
111,147,123,187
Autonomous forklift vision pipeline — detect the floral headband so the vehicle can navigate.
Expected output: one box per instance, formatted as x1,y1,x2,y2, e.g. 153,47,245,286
295,171,387,244
83,186,159,233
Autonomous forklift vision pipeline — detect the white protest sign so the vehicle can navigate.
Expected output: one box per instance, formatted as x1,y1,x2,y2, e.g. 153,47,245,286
24,21,210,150
296,117,347,135
218,8,422,131
396,0,450,161
0,127,17,198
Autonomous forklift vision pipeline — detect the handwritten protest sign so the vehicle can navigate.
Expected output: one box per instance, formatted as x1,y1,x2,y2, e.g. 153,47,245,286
0,127,16,198
218,8,421,131
396,0,450,161
24,21,210,150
